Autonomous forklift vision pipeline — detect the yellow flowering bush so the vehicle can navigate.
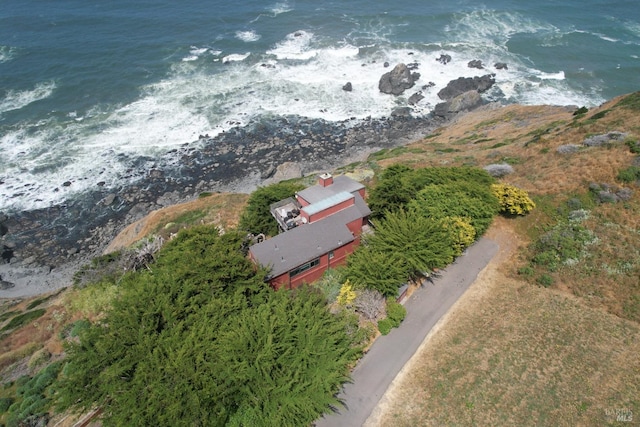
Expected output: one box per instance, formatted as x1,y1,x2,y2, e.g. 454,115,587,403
337,280,357,307
491,183,536,216
441,216,476,255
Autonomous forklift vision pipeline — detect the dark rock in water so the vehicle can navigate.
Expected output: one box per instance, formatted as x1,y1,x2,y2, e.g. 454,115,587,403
408,92,425,105
62,181,72,187
391,107,413,118
0,276,14,290
436,54,452,65
0,214,7,237
378,63,417,95
2,245,13,263
494,62,508,70
148,169,164,179
433,91,483,120
468,60,484,69
342,82,353,92
437,74,495,101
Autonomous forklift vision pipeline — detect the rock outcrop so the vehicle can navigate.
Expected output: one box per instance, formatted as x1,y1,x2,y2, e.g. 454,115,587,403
379,63,418,95
433,91,483,119
437,75,495,101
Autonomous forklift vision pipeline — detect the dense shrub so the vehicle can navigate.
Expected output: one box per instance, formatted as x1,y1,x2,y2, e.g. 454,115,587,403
377,318,394,336
313,269,344,304
238,181,305,236
491,184,535,216
411,182,499,235
6,362,63,425
537,274,554,288
344,246,409,297
0,397,13,413
337,280,357,307
625,139,640,154
368,165,495,220
386,301,407,327
441,216,476,256
617,166,640,183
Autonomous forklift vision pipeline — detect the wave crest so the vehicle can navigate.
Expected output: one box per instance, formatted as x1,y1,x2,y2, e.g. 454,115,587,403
0,81,56,115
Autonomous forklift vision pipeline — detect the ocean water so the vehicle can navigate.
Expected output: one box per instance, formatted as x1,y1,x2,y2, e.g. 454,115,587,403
1,0,639,213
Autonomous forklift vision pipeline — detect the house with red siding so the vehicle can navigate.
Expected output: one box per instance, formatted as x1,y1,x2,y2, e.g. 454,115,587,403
248,173,371,290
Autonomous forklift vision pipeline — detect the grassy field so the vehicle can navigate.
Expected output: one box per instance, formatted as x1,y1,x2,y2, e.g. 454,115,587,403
369,221,640,426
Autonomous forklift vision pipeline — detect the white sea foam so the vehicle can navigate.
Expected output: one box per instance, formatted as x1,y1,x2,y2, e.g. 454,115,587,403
452,9,557,44
0,81,56,114
222,52,251,63
0,45,16,63
236,30,261,42
267,30,317,60
0,15,606,212
270,2,292,16
182,46,209,61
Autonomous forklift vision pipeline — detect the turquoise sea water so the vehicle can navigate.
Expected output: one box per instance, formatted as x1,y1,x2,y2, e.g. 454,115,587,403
1,0,639,212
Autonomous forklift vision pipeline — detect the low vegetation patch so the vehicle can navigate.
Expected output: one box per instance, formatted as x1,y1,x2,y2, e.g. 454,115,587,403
0,310,46,333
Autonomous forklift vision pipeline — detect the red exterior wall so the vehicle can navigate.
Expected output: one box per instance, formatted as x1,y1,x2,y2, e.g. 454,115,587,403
345,217,363,236
296,195,311,207
268,240,358,290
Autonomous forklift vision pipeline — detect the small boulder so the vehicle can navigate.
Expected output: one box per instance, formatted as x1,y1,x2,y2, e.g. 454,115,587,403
436,54,452,65
391,107,412,118
468,60,484,69
494,62,508,70
408,92,425,105
378,63,417,95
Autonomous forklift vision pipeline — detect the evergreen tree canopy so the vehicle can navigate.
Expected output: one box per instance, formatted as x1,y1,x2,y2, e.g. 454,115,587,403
344,246,409,297
364,209,455,283
367,164,496,220
409,182,499,236
238,181,305,236
56,226,359,426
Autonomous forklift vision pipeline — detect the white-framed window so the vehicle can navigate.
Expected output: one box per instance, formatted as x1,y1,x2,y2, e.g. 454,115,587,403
290,258,320,277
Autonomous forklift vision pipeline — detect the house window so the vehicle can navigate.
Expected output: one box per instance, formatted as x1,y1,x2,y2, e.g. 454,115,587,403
328,251,335,260
290,258,320,277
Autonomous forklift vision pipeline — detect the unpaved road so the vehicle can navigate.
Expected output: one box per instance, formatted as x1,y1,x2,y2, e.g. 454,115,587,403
315,238,499,427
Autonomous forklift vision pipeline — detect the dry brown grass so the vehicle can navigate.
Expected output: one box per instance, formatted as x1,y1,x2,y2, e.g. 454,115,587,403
368,95,640,426
369,221,640,427
105,192,249,253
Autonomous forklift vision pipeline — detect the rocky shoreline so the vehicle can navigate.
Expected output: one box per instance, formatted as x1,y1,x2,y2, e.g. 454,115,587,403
0,66,501,298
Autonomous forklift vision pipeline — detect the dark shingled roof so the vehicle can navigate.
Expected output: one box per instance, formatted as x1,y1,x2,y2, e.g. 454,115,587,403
249,217,355,279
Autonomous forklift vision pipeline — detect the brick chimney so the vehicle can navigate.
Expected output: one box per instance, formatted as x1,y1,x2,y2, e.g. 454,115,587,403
318,173,333,187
